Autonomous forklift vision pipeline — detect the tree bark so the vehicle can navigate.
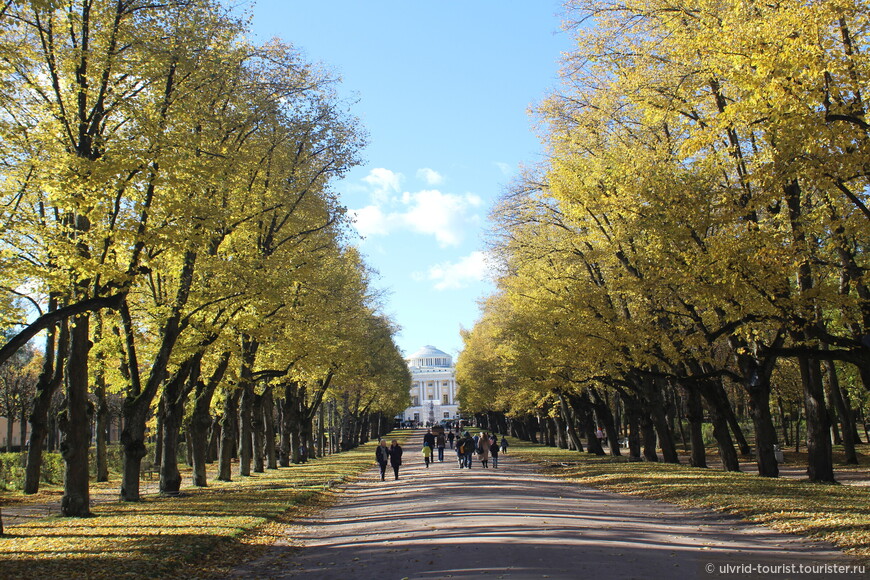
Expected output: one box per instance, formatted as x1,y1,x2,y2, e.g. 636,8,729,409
159,353,201,494
60,315,91,517
557,392,584,452
189,351,231,486
237,335,259,477
799,355,835,482
217,388,241,482
645,382,679,464
23,305,65,494
747,380,780,477
262,387,277,469
683,385,707,468
589,387,620,456
699,381,740,471
824,358,858,464
252,391,265,473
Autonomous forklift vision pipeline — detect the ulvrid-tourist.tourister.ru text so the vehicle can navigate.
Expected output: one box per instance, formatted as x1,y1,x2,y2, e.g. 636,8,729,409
709,563,865,575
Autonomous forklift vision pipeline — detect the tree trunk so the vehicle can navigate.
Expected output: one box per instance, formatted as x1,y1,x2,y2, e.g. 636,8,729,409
188,352,227,487
217,388,241,482
589,387,619,457
153,399,164,468
683,385,706,468
158,355,200,494
237,335,259,477
278,399,290,467
747,381,780,477
699,382,740,471
825,359,857,464
640,408,658,462
207,417,220,463
646,384,679,464
252,391,265,473
60,315,91,517
525,415,538,443
557,393,584,452
262,387,277,469
552,409,568,449
6,418,13,454
281,383,304,464
799,355,835,482
777,397,791,446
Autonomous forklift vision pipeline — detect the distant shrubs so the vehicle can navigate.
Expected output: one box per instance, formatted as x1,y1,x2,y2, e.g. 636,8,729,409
0,453,63,491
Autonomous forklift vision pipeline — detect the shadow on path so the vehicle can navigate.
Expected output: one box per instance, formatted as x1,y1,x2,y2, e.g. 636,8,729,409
231,431,865,580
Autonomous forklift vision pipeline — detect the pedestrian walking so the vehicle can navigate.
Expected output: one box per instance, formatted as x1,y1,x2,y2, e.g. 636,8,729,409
462,432,475,468
423,428,436,450
479,431,491,468
490,437,500,468
448,430,455,449
501,437,509,454
390,440,403,480
422,442,432,467
436,432,446,462
375,439,389,481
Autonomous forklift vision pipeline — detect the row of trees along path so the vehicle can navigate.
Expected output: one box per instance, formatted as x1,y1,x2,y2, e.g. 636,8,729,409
456,0,870,485
0,0,410,518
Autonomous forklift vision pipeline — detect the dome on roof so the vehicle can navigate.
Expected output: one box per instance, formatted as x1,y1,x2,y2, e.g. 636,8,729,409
407,345,452,368
409,345,449,359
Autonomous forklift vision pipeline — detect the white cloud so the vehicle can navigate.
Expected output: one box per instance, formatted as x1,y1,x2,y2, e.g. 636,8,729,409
348,205,393,238
362,168,402,204
349,179,483,247
416,167,444,186
401,189,482,247
419,251,490,290
494,162,513,176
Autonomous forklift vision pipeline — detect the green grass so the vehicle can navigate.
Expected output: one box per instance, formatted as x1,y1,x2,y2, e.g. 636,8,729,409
509,438,870,563
0,432,408,579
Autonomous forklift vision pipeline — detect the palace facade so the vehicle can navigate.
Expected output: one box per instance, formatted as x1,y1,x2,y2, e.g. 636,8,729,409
400,345,460,425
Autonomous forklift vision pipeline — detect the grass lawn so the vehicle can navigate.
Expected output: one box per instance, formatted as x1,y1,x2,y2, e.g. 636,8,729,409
508,437,870,563
0,431,408,579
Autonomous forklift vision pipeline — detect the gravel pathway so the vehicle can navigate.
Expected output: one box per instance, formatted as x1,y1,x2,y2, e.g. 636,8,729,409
231,431,865,580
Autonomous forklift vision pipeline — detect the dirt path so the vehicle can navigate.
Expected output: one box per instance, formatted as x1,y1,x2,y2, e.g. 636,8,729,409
231,431,864,580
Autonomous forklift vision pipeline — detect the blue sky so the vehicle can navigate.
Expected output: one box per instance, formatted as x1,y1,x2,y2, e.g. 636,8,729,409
246,1,573,358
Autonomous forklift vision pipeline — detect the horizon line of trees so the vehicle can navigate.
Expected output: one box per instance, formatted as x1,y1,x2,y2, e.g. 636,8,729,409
457,0,870,483
0,0,410,517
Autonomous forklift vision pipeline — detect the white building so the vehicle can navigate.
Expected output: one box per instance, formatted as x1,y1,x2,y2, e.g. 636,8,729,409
401,345,460,425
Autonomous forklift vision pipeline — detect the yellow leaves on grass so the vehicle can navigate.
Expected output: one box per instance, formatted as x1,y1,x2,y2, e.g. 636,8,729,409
512,439,870,561
0,435,404,579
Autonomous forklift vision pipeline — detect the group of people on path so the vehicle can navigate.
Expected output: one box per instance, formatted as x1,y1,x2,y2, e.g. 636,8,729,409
376,429,510,480
454,431,506,469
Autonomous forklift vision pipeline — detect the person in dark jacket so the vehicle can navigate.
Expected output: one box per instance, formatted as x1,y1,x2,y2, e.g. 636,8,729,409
436,431,446,462
375,439,389,481
422,428,436,450
390,440,403,480
461,432,475,468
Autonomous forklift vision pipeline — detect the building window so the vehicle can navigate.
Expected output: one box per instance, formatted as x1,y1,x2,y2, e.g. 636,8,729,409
442,394,449,405
412,396,419,406
443,412,450,418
